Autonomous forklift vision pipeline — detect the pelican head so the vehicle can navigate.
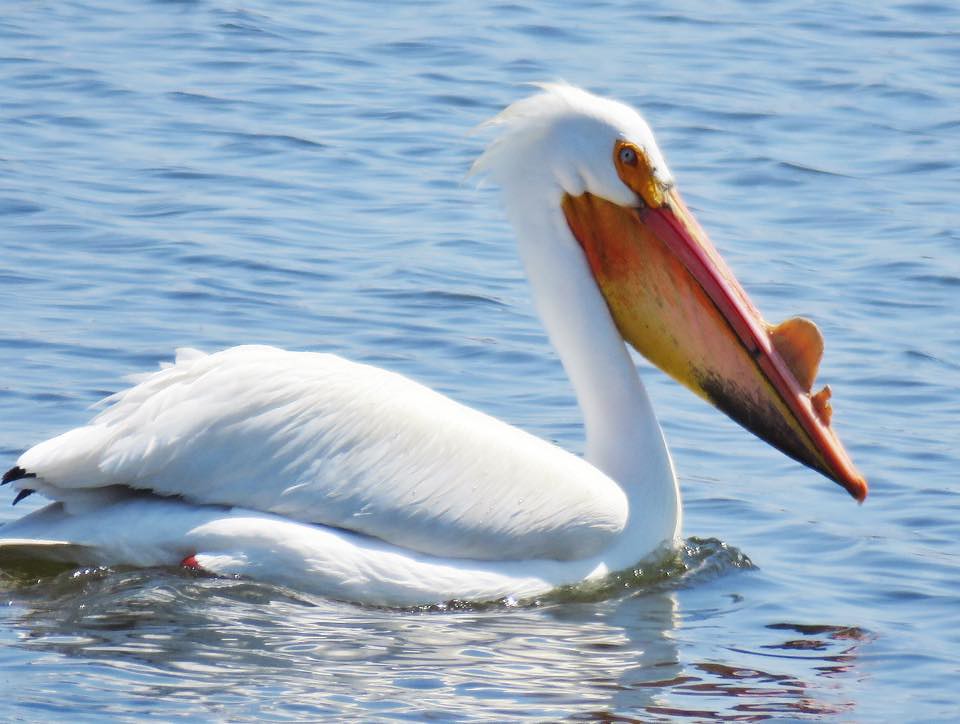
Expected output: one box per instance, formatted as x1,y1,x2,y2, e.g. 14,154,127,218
475,84,867,501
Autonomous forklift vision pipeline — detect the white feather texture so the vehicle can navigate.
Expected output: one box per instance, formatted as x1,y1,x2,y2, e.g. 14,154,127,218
2,85,683,605
472,83,673,205
19,345,627,561
0,498,626,606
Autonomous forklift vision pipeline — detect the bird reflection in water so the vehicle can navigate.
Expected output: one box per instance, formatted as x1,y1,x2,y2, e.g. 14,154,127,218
0,537,870,719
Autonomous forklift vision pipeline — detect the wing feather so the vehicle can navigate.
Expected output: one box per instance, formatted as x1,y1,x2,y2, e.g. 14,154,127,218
18,346,627,561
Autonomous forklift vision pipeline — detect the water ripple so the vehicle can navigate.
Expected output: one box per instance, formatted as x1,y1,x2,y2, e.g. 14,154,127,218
0,0,957,720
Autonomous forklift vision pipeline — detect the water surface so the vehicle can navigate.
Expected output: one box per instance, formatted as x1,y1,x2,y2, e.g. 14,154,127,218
1,0,958,720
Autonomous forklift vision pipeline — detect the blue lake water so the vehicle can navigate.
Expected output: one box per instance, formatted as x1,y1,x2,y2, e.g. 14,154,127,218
1,0,958,719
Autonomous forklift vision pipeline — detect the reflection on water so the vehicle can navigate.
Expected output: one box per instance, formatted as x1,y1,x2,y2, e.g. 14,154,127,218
658,623,871,720
1,0,957,718
1,538,868,719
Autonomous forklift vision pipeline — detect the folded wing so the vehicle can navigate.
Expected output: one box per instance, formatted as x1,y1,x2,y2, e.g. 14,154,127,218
14,346,626,561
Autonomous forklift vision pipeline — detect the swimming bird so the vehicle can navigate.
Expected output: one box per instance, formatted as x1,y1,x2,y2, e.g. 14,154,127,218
0,85,867,606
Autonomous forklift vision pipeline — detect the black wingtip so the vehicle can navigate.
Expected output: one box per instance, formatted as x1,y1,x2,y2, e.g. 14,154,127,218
2,466,36,485
12,488,35,505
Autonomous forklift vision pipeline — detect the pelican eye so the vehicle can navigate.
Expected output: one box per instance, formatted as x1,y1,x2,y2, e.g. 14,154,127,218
614,140,665,209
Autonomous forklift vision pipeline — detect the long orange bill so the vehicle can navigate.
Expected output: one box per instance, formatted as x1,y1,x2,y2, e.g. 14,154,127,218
562,156,867,501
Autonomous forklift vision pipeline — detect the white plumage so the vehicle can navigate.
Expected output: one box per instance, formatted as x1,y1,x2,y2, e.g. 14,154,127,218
20,345,627,562
2,85,703,605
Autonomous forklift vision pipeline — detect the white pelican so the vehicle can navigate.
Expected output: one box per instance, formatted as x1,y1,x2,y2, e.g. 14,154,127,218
0,85,867,606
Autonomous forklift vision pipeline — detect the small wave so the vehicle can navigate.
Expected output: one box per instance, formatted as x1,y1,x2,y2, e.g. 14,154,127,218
1,537,754,613
540,537,754,606
416,538,754,612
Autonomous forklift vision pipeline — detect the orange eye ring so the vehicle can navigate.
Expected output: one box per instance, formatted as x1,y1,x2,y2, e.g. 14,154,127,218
613,140,664,209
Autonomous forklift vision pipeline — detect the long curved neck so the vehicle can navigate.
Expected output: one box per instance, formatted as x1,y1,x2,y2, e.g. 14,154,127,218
503,191,682,551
